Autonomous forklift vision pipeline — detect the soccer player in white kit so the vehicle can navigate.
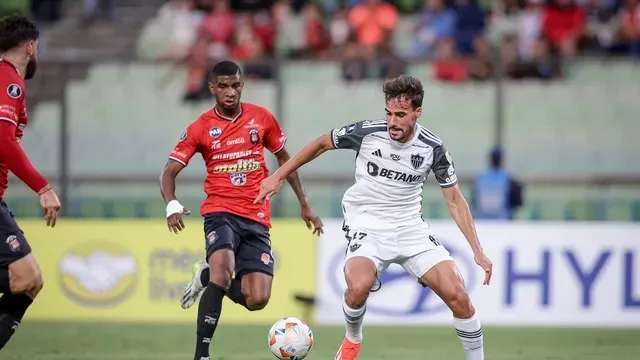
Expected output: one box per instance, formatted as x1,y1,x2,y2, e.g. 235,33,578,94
255,75,493,360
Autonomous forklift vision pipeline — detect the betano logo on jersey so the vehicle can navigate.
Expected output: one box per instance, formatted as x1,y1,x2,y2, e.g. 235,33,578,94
213,158,261,173
367,162,421,183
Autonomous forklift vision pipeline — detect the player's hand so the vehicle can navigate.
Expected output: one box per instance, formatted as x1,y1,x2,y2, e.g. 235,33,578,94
301,205,324,235
166,200,191,234
39,188,61,228
474,251,493,285
254,175,284,204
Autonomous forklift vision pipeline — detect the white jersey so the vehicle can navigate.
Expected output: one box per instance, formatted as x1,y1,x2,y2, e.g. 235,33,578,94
330,119,458,224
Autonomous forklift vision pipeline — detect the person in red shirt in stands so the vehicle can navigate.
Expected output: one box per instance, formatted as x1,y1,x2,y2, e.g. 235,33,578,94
0,14,61,351
542,0,586,57
159,60,323,360
198,0,235,58
620,0,640,58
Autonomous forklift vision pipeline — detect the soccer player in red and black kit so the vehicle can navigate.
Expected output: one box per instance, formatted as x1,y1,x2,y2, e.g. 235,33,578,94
0,14,61,351
159,60,323,360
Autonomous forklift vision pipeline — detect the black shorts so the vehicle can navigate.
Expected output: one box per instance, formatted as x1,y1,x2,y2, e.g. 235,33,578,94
203,212,274,278
0,201,32,268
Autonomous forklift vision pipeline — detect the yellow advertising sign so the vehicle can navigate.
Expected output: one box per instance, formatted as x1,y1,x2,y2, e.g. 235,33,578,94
19,219,316,324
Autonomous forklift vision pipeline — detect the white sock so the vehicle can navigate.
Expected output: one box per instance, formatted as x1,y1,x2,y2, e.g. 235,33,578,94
342,297,366,343
454,314,484,360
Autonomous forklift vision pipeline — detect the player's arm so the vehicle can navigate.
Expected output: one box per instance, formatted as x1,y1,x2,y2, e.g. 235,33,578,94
274,149,308,206
160,127,198,233
255,133,334,204
0,121,49,194
273,134,334,184
159,159,186,204
433,144,493,285
0,88,61,227
256,121,369,203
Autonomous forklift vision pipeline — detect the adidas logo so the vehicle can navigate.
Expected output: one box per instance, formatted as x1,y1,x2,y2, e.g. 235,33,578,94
372,149,382,157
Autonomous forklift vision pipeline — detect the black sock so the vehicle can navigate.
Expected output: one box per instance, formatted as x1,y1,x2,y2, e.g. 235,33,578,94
199,269,209,286
0,267,9,293
194,282,226,360
199,271,247,309
0,293,33,350
226,279,248,308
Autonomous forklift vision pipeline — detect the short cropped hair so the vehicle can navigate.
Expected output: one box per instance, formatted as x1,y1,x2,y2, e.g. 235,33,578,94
0,14,39,53
210,60,242,79
382,75,424,109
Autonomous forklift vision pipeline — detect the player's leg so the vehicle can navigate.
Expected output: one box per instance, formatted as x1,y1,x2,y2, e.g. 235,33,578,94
193,214,238,360
403,239,484,360
0,203,43,350
336,231,386,360
181,261,250,310
230,216,275,311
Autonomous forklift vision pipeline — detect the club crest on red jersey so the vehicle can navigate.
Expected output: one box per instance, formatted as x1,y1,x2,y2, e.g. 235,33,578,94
249,128,260,144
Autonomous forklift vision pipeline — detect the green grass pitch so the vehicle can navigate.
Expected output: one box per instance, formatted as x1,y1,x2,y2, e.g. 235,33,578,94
3,323,639,359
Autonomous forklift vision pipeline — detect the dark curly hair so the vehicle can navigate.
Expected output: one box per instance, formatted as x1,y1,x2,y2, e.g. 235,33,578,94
0,14,39,53
382,75,424,109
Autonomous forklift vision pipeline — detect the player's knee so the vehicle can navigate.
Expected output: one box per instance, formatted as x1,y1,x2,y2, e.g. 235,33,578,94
26,275,43,299
345,282,371,308
245,292,270,311
10,272,43,297
446,287,474,318
208,249,234,288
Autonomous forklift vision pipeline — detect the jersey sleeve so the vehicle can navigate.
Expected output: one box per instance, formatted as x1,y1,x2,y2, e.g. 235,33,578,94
330,120,384,152
264,111,287,154
431,144,458,188
169,122,201,166
0,80,23,127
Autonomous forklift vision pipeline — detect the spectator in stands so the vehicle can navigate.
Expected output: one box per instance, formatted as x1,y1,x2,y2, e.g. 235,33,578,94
82,0,115,26
472,147,524,220
302,3,330,55
517,0,544,62
330,7,351,50
183,37,211,102
542,0,586,58
251,10,277,55
155,0,204,61
199,0,235,59
454,0,487,57
583,0,617,52
348,0,399,57
504,34,561,79
230,15,265,60
410,0,456,57
619,0,640,58
432,37,469,81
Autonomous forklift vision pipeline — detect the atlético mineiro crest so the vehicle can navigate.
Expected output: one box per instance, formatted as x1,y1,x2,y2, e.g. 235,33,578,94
411,154,424,169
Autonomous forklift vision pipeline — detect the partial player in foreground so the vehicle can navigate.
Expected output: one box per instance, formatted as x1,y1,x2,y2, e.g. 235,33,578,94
256,75,493,360
159,61,323,360
0,14,61,350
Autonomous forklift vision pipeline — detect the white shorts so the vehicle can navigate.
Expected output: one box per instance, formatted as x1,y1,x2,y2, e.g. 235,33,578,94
342,217,453,281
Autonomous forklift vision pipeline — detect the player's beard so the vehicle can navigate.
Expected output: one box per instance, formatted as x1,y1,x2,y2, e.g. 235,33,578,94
25,57,37,80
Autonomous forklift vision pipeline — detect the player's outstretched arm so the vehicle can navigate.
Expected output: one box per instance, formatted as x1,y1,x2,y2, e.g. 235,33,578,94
274,149,324,234
160,160,191,233
442,185,493,285
254,134,334,204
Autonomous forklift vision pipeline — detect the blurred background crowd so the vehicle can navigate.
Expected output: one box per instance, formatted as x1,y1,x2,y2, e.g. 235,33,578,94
4,0,640,88
0,0,638,222
140,0,640,90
